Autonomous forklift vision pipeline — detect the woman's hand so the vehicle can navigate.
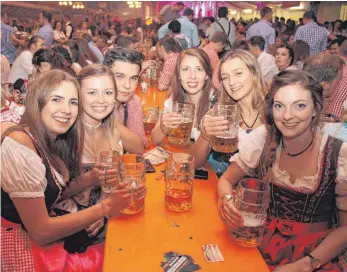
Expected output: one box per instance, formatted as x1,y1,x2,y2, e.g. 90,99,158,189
273,258,313,272
202,115,230,138
89,163,120,187
86,218,105,237
220,193,243,228
161,112,183,131
103,182,147,218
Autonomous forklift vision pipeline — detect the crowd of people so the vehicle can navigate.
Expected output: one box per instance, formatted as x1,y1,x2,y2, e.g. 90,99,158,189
1,2,347,271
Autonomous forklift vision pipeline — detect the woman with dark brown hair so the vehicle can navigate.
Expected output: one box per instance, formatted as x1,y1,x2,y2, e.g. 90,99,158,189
151,48,215,145
1,69,134,271
218,69,347,271
292,40,310,69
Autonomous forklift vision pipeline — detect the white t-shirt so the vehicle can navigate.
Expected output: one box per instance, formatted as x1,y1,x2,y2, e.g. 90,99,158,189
8,50,34,83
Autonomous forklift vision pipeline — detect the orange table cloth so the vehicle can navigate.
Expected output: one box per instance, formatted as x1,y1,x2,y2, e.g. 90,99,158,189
103,162,269,271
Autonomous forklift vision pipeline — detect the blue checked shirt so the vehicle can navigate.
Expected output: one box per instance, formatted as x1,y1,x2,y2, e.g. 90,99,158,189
294,22,327,56
246,20,275,53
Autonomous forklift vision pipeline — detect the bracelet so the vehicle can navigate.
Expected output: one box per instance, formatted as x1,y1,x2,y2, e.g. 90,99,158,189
101,201,111,220
219,194,233,203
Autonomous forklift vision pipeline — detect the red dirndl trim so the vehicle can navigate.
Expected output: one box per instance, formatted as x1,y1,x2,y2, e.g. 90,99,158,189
259,218,343,271
1,217,104,272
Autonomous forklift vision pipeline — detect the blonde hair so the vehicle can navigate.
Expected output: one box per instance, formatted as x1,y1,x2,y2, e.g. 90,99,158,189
78,64,122,161
219,49,267,111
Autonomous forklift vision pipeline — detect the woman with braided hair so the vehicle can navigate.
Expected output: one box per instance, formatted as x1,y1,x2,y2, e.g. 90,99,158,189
217,69,347,271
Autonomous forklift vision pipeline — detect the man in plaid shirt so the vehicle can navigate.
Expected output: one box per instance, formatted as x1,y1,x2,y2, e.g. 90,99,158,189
294,11,327,56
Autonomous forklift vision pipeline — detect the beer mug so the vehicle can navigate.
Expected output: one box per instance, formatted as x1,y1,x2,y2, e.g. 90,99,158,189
99,150,120,193
150,67,158,87
208,103,239,153
143,105,159,134
219,178,270,247
165,153,195,212
168,102,195,145
120,154,146,215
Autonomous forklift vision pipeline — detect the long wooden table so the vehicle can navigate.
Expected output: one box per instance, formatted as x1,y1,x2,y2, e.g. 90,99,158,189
103,87,269,271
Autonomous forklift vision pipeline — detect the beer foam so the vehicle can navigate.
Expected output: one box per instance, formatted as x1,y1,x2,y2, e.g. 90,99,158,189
242,214,263,227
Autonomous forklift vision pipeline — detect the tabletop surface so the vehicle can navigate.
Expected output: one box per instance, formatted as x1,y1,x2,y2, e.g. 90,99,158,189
103,87,269,271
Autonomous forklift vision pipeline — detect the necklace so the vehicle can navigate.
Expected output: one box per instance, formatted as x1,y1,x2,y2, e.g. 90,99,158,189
240,112,260,134
83,120,102,134
282,137,313,157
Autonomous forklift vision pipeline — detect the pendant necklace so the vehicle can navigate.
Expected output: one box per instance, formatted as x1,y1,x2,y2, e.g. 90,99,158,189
83,120,102,134
282,137,313,157
240,112,260,134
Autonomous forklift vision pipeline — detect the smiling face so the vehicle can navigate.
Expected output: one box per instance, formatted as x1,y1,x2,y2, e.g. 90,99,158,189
179,55,207,95
220,57,254,102
81,75,116,124
275,47,292,70
111,61,140,103
273,84,315,140
330,43,340,55
56,21,62,31
41,81,79,136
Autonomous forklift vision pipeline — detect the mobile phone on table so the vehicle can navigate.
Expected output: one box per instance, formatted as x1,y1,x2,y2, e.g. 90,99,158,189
194,169,209,180
145,159,156,173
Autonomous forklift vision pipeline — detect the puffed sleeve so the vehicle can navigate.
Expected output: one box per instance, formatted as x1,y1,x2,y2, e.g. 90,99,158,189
229,125,267,176
336,142,347,211
163,96,173,113
1,137,47,199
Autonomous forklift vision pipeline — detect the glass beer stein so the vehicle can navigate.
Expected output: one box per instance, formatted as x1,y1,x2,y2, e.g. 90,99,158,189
120,154,146,215
143,105,159,134
208,103,239,153
167,102,195,145
165,153,195,212
219,178,270,247
99,150,120,193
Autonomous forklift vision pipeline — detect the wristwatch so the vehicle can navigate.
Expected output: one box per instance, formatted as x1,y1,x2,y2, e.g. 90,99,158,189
307,254,320,269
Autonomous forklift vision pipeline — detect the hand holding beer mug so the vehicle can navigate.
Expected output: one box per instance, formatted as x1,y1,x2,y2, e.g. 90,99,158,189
99,150,121,193
143,105,159,134
165,153,195,212
120,154,147,215
218,179,270,247
167,102,195,145
202,103,238,153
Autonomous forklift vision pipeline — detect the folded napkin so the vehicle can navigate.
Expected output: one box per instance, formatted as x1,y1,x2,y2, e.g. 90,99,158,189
143,147,172,165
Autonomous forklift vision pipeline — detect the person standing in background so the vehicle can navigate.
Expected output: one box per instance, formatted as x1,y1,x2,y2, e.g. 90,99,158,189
37,11,54,47
63,14,74,39
158,2,185,24
246,7,276,55
208,7,236,51
294,11,328,56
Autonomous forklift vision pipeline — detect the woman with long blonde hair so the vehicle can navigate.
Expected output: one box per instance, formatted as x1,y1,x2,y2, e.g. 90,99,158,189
73,64,147,238
191,49,268,177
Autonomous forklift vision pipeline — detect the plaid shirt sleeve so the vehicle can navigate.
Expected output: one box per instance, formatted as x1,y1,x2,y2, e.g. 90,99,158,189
203,47,219,71
328,73,347,118
159,53,177,87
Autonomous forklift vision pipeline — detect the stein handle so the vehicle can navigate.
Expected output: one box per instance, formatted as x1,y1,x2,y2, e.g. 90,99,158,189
200,115,212,141
218,193,235,224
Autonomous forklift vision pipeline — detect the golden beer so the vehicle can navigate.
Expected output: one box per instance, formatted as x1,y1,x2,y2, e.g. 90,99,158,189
120,155,146,215
211,135,238,153
168,119,193,145
165,154,194,212
165,188,192,212
143,121,156,133
230,215,265,247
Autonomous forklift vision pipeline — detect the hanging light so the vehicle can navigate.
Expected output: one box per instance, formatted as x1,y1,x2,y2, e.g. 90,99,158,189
127,1,142,9
72,2,85,9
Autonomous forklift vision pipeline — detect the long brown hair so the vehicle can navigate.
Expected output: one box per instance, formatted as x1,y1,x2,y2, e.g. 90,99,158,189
77,64,122,160
218,49,267,110
170,48,214,127
4,70,84,177
257,69,324,179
